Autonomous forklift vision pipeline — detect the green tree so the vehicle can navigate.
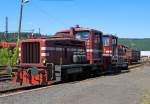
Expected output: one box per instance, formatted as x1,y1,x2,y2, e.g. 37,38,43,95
11,47,18,65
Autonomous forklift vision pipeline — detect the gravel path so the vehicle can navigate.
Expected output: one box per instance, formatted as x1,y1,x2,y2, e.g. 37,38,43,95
0,63,150,104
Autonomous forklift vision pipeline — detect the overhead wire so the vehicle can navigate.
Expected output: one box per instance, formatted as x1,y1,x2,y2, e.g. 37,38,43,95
31,1,67,27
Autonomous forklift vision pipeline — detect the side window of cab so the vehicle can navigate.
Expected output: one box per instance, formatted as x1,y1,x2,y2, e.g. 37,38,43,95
94,32,101,44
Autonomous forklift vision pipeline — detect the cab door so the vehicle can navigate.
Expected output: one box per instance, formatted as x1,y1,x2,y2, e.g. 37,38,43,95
92,31,103,63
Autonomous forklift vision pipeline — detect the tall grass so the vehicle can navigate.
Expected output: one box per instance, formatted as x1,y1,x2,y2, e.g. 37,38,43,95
141,91,150,104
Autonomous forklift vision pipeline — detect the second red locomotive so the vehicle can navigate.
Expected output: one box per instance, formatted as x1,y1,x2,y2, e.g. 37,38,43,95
102,35,128,73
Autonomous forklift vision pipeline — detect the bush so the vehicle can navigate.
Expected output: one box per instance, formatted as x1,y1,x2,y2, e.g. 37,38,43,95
0,48,9,65
11,47,18,65
0,48,17,66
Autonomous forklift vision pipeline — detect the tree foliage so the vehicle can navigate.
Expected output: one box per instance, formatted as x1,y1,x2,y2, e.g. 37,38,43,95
118,38,150,51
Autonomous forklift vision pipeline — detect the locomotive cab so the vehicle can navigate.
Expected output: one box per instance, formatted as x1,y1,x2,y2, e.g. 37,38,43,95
103,35,118,64
55,25,103,65
102,35,128,73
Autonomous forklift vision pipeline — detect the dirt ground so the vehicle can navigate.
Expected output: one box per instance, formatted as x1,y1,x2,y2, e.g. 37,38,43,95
0,62,150,104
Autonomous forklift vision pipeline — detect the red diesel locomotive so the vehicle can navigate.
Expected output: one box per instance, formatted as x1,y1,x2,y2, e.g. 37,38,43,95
102,35,128,73
12,26,129,86
118,44,140,64
14,38,88,85
13,28,104,86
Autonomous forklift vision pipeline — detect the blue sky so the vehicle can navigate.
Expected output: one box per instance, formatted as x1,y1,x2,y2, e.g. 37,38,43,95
0,0,149,38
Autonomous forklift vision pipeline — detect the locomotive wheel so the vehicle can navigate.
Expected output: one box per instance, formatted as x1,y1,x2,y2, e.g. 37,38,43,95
61,69,68,83
107,65,113,74
115,67,121,74
92,69,101,77
80,73,86,80
70,74,77,81
116,67,121,73
85,70,91,78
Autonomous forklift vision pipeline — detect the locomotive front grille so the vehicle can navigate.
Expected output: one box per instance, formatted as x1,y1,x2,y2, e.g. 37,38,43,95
22,42,40,63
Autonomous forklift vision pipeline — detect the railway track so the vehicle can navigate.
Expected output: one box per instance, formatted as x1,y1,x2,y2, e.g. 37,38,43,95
0,66,12,82
128,63,144,69
0,62,145,95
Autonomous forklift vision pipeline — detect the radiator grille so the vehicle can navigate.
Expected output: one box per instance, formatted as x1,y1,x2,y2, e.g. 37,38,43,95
22,42,40,63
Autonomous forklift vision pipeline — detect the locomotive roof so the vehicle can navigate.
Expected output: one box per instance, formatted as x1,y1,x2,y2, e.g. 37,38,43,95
117,44,139,51
56,26,102,33
20,37,84,42
103,34,118,38
118,44,128,48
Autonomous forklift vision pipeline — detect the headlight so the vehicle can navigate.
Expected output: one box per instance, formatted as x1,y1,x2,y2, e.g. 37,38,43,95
42,59,47,64
17,58,20,64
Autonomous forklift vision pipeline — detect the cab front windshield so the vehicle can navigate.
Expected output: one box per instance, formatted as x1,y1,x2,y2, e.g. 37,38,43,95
112,38,117,45
102,36,109,46
75,31,90,40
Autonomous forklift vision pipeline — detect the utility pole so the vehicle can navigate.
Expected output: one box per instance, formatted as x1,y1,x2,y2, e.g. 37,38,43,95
18,0,24,42
38,28,41,36
32,29,34,37
18,0,30,42
5,16,8,39
38,28,40,34
16,0,30,65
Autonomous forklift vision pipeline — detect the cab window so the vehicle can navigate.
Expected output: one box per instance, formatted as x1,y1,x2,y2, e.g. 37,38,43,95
75,31,90,40
102,36,109,46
